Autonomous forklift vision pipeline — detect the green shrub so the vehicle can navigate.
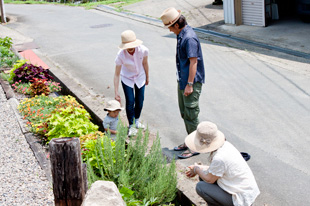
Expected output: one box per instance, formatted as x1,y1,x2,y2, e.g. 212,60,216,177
0,72,10,81
7,60,28,83
47,106,99,141
0,46,19,68
0,37,19,68
0,36,13,48
86,121,177,205
18,95,89,144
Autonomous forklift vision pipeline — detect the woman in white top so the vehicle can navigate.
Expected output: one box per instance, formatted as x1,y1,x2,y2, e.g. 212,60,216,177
185,121,260,206
114,30,149,136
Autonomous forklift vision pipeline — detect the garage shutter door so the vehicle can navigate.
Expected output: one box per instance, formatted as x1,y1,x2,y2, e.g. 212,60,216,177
242,0,265,26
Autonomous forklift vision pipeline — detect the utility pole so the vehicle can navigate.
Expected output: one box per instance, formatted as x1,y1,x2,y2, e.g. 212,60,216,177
0,0,7,24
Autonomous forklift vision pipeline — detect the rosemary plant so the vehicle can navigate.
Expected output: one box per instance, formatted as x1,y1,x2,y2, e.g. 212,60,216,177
85,120,177,205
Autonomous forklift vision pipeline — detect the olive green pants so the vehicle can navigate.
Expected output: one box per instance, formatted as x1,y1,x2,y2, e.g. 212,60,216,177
178,82,202,134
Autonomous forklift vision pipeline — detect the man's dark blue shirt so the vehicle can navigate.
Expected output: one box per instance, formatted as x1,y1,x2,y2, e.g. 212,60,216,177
176,25,205,90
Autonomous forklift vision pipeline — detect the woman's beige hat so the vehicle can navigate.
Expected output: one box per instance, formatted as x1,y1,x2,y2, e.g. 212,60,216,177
119,30,143,50
185,121,225,153
104,100,124,111
160,7,181,28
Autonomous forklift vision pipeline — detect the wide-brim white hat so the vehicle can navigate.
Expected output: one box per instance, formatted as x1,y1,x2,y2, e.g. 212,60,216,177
104,100,124,111
160,7,182,28
185,121,225,153
119,30,143,49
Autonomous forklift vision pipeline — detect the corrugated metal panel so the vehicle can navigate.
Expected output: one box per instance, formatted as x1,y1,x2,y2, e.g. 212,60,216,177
224,0,235,24
242,0,265,26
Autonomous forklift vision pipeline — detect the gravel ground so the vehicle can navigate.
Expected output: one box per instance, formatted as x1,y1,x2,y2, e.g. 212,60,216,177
0,86,54,206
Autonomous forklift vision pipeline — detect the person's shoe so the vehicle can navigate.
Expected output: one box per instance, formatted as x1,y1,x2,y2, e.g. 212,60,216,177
241,152,251,161
212,0,223,5
178,149,200,159
128,127,137,137
174,143,188,151
136,122,146,130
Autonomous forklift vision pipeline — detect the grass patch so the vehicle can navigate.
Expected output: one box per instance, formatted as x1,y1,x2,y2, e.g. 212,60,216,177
4,0,144,9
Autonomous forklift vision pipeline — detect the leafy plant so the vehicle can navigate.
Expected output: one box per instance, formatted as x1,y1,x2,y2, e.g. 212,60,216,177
86,120,178,205
12,79,61,95
80,131,105,148
13,63,53,83
46,106,99,141
18,95,83,143
46,80,61,93
7,60,28,83
83,135,116,175
29,78,50,96
12,81,31,95
120,187,159,206
0,46,19,68
0,72,10,81
0,36,13,48
0,37,19,68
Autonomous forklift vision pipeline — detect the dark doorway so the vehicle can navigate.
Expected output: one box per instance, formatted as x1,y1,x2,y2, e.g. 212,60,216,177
265,0,310,25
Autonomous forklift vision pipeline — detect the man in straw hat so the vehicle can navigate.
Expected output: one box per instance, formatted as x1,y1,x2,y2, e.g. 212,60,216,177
185,121,260,206
160,7,205,158
114,30,149,136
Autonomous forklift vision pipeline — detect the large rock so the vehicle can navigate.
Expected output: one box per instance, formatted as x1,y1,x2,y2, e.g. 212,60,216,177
82,180,125,206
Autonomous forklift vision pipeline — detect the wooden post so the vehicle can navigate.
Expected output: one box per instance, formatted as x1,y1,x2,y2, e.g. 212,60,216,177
82,163,88,192
49,138,85,206
234,0,242,25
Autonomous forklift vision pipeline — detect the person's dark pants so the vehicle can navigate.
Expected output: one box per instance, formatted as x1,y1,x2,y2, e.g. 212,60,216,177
122,81,145,126
178,82,202,134
196,181,233,206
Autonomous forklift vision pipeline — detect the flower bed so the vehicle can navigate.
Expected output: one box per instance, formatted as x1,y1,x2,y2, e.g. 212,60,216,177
0,37,179,206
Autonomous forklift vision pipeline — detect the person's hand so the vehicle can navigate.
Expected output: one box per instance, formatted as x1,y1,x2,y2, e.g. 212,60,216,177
184,85,193,96
185,165,197,178
145,77,149,85
115,94,121,103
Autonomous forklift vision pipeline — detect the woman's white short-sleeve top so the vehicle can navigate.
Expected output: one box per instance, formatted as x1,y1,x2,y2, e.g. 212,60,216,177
115,45,149,89
208,141,260,206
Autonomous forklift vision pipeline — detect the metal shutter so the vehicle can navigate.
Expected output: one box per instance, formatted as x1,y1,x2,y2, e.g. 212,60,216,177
242,0,265,26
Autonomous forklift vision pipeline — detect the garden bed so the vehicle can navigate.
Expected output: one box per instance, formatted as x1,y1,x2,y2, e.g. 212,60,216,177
0,35,203,205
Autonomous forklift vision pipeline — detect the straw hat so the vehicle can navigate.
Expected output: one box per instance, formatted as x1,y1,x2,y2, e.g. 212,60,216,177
104,100,124,111
160,7,181,28
119,30,143,50
185,121,225,153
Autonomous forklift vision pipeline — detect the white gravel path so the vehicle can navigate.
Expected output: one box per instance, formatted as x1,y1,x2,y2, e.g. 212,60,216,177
0,86,54,206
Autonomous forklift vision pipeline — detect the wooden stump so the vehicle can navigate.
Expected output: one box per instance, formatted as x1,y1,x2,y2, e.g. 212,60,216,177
49,138,85,206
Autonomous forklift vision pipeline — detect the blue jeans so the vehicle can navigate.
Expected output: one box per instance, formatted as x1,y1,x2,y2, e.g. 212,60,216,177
122,81,145,126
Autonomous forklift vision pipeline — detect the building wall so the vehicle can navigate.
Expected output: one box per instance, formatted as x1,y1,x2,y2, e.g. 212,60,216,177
224,0,236,24
242,0,265,26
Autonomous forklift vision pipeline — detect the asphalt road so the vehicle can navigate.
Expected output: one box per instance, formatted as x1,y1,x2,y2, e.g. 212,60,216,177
3,4,310,206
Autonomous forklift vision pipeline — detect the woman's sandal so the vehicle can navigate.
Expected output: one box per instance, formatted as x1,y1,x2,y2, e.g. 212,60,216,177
178,149,200,159
174,143,188,151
